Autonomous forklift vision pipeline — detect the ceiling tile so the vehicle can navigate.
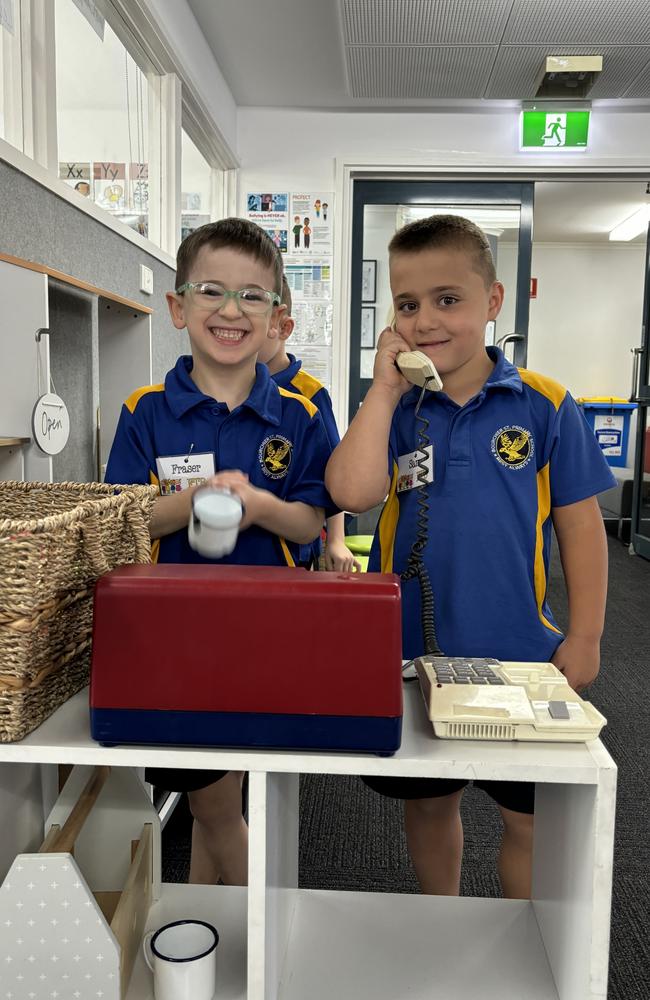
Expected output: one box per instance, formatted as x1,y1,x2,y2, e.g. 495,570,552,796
341,0,514,45
503,0,650,45
347,45,498,99
622,59,650,97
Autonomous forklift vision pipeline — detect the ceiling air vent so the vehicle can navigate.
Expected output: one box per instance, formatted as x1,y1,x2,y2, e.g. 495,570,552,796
534,56,603,99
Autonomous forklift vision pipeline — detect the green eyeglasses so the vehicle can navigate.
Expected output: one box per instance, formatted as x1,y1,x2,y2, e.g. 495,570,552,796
175,281,281,314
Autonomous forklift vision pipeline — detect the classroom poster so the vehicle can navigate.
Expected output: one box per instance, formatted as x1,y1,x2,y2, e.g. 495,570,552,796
246,191,335,389
284,258,332,300
93,162,126,212
59,162,92,197
247,192,290,253
129,162,148,213
295,346,332,390
290,301,333,347
289,192,333,254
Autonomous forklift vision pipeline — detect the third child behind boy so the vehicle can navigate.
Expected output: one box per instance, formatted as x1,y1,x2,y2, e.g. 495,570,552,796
326,214,615,899
258,276,360,572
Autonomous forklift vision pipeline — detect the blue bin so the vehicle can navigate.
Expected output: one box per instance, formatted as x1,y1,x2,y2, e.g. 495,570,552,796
579,401,637,468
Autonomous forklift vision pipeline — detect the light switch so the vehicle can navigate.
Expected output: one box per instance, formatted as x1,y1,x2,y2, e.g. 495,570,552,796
140,264,154,295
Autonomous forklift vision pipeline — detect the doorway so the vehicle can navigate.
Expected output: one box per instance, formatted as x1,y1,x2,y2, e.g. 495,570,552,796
348,180,534,421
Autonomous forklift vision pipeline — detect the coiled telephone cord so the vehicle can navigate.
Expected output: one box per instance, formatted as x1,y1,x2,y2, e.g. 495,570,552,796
400,381,443,661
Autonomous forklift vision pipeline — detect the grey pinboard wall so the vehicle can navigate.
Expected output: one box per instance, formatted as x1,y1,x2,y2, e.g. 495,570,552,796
47,281,100,483
0,159,191,481
0,160,187,381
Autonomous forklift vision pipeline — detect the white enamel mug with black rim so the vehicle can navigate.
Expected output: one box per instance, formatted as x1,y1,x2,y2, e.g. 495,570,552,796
142,918,219,1000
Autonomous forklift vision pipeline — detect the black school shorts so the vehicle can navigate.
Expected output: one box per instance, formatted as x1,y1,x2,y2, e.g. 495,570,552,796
361,775,535,814
144,768,229,793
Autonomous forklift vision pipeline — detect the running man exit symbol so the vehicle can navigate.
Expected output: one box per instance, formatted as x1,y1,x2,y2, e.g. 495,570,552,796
521,110,590,149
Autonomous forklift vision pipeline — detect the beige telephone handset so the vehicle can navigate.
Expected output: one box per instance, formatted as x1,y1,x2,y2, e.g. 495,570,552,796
390,315,444,391
395,351,443,391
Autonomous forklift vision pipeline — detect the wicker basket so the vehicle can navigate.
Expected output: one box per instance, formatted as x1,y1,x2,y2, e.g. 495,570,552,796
0,481,158,742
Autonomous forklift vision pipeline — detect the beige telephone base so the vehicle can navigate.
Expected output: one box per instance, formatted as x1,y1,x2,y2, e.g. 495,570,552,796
415,656,606,743
395,351,444,391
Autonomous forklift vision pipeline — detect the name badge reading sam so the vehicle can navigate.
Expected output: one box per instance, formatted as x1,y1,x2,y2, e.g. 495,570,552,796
155,453,215,495
397,445,434,493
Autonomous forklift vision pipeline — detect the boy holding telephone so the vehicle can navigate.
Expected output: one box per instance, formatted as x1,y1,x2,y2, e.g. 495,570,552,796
326,214,614,898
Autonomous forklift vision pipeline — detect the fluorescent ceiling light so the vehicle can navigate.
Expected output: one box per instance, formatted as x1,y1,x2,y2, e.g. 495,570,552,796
402,205,520,232
609,205,650,242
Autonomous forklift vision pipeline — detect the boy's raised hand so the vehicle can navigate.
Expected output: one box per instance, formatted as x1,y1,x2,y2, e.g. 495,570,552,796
373,326,415,397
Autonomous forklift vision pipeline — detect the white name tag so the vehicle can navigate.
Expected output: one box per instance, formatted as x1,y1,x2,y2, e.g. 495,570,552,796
397,445,434,493
156,452,215,495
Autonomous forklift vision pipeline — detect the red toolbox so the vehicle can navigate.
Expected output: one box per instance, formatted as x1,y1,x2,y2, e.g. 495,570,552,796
90,565,403,754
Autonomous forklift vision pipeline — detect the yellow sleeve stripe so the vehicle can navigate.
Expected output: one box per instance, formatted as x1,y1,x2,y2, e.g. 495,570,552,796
378,462,400,573
291,369,323,401
125,383,165,414
534,463,562,635
278,386,318,418
518,369,566,411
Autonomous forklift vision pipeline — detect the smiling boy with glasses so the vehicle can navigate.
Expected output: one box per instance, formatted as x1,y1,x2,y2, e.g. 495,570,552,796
105,217,335,888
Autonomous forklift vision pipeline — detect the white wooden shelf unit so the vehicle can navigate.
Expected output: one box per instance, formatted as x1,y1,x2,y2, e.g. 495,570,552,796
0,684,617,1000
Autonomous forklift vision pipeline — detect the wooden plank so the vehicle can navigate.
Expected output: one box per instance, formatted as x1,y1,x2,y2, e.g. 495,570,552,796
0,437,30,447
0,251,154,314
41,765,111,853
111,823,154,997
94,889,122,924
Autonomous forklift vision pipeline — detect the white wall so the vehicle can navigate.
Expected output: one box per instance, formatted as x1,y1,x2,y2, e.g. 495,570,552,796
237,107,650,185
527,244,645,398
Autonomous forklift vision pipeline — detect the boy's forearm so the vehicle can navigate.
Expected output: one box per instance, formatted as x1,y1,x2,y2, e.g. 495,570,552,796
325,511,346,543
150,490,195,539
326,383,400,512
253,491,324,544
552,497,608,639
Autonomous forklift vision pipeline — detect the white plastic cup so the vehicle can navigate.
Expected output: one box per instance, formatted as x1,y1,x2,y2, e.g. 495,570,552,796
142,919,219,1000
188,486,243,558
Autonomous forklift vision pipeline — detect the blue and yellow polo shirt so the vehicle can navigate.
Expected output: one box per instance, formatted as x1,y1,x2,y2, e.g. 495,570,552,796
368,347,616,662
270,354,340,449
105,355,335,567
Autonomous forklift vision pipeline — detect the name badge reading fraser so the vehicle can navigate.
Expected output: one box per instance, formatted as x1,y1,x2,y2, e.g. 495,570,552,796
397,445,434,493
156,452,215,495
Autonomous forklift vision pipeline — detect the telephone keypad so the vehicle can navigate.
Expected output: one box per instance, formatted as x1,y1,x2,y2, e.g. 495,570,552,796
431,656,504,685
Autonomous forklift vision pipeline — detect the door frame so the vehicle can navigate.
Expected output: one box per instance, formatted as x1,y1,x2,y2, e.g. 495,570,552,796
348,179,534,420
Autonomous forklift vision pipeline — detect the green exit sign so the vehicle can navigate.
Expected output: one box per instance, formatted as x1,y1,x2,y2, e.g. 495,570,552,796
521,110,590,149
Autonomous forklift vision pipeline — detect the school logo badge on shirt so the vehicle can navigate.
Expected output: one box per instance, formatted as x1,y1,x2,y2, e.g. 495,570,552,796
259,435,293,479
491,426,534,469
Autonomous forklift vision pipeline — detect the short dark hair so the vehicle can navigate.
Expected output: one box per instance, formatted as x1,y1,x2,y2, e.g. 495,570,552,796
281,275,292,313
389,214,497,287
175,218,283,293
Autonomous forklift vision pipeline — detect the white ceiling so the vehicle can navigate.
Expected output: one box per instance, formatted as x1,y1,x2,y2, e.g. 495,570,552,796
187,0,650,108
